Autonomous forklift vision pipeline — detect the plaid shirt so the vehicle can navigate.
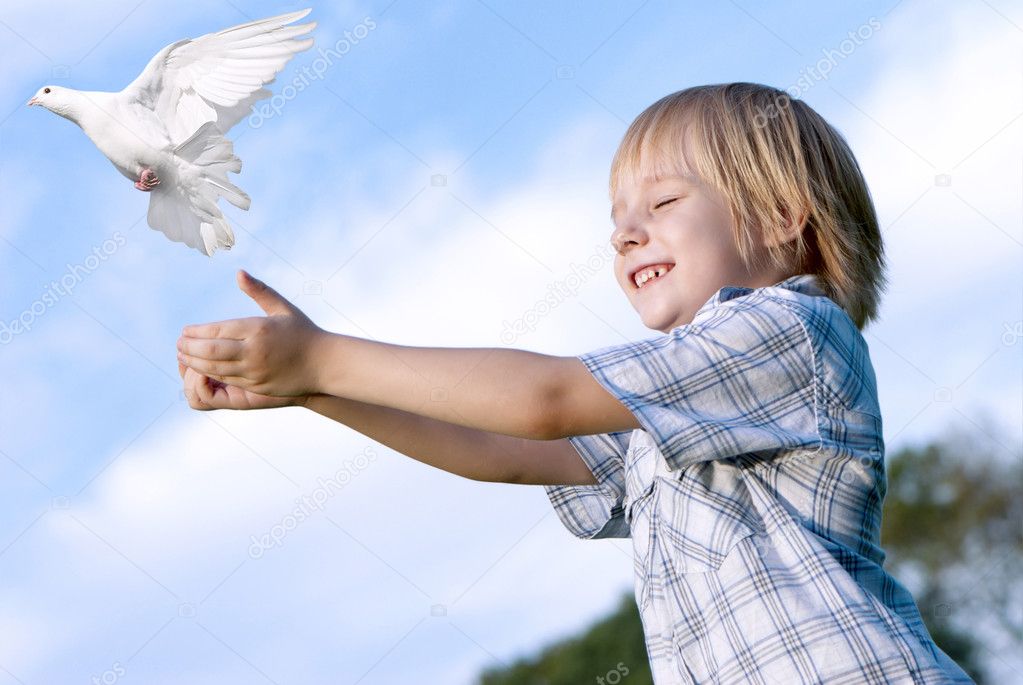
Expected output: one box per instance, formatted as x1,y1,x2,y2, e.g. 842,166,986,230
545,274,974,684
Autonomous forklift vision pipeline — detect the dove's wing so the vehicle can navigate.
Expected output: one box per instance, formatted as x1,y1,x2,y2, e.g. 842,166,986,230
122,8,315,144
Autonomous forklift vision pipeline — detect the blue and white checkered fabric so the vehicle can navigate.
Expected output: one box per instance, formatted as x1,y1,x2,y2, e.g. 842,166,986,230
545,274,974,684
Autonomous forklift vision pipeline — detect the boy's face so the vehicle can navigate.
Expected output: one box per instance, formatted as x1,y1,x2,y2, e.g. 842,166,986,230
610,171,780,333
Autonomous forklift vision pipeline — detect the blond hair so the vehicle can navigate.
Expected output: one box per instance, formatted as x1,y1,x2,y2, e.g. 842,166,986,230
609,82,887,329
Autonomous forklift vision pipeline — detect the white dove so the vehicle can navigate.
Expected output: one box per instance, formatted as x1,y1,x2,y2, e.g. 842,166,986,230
28,9,316,256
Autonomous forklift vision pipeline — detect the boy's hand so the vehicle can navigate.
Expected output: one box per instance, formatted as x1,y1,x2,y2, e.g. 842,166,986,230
176,269,328,397
178,360,303,411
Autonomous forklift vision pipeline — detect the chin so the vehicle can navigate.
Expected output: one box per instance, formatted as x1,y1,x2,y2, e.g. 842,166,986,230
640,311,676,333
631,297,689,332
651,310,694,333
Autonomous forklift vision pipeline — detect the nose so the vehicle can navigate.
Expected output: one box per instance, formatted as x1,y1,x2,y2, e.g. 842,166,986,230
611,223,647,255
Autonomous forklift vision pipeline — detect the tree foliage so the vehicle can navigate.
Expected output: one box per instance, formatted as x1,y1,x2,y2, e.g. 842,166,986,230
879,425,1022,684
477,592,651,685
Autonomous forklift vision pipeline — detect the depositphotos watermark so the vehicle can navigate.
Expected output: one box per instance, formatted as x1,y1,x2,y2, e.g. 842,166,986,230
0,231,127,345
754,17,881,128
248,16,377,128
500,242,616,345
1001,320,1022,346
596,661,630,684
89,661,125,685
247,445,378,559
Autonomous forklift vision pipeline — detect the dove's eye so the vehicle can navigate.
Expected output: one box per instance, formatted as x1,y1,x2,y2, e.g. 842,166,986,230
43,88,51,94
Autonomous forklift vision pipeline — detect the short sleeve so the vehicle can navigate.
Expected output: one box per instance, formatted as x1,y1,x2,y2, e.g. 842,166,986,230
543,430,632,539
578,293,822,472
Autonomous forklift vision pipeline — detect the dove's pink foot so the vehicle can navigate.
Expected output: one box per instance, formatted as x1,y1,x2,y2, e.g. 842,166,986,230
134,168,160,192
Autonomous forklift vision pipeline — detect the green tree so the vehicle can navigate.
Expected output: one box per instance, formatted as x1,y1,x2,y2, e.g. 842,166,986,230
477,592,652,685
880,423,1022,684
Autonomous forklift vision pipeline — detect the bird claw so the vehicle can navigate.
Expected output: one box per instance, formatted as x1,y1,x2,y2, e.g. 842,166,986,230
134,168,160,191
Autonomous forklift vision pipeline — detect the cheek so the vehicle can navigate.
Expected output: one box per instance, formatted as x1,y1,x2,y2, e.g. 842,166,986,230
613,260,628,288
684,212,736,257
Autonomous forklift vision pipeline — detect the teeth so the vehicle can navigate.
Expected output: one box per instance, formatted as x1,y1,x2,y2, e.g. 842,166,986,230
634,264,672,288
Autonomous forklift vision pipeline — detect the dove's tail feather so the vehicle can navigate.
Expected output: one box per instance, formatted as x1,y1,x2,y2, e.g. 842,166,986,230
175,122,251,211
146,184,236,257
145,122,250,256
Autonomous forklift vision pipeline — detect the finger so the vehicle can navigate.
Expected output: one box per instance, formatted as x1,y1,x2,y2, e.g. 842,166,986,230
177,337,244,361
197,368,253,391
194,374,223,409
205,374,253,394
178,360,187,379
177,351,245,380
188,373,233,410
182,373,210,411
181,317,259,340
237,269,296,317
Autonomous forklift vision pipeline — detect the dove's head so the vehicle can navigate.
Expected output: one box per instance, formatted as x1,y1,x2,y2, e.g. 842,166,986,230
27,85,78,120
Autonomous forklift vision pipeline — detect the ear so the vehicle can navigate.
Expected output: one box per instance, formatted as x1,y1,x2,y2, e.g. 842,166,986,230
762,205,808,248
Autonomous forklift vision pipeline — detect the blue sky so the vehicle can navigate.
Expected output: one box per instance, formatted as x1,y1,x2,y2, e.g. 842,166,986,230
1,0,1021,683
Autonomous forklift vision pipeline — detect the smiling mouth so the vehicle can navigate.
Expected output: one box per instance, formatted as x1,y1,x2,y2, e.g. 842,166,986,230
632,264,674,290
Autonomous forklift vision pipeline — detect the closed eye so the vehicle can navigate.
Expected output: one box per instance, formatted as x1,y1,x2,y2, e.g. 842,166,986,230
654,197,678,209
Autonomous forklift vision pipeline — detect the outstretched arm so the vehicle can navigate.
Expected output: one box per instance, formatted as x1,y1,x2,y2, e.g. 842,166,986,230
302,393,600,485
176,270,640,440
179,348,600,485
308,334,641,440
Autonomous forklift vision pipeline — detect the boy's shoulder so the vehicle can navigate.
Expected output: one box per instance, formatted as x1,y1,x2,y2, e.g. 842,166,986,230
686,273,856,342
695,273,833,319
695,273,882,421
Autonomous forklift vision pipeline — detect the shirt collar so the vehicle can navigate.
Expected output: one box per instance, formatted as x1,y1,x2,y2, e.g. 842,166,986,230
770,273,827,297
693,273,826,320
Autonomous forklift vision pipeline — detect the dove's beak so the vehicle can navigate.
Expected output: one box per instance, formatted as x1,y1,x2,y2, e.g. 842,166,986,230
27,97,39,107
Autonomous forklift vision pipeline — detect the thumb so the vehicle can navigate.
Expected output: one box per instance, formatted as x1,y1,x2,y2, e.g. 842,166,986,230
237,269,294,316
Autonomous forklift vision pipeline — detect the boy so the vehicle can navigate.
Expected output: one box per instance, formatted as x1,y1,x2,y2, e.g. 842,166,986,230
177,82,974,683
